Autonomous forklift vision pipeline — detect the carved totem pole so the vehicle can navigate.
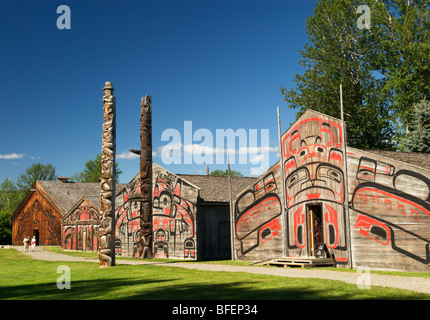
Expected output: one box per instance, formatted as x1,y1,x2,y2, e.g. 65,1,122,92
99,81,116,267
139,95,153,259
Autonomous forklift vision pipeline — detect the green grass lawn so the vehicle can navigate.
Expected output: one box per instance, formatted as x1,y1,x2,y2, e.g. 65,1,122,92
0,248,429,300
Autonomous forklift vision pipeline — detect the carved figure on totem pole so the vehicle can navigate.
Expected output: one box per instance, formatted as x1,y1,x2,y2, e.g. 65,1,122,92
99,81,116,267
139,95,153,259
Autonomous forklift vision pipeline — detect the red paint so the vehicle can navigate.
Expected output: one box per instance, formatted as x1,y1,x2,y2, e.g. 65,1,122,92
354,214,391,246
353,187,430,221
293,206,306,248
236,196,281,237
307,193,320,200
385,165,391,174
358,166,375,172
329,151,342,163
324,204,339,249
259,219,281,243
282,117,343,158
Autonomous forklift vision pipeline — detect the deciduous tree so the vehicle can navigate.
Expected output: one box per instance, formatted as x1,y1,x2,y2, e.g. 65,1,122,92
72,154,122,183
281,0,430,150
401,100,430,153
16,163,56,192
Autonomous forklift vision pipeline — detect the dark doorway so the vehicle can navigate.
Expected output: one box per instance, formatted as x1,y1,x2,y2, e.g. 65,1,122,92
33,229,39,246
307,204,323,256
218,221,232,260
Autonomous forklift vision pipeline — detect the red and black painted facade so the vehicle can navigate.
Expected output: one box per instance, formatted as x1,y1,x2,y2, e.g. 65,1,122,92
233,109,430,272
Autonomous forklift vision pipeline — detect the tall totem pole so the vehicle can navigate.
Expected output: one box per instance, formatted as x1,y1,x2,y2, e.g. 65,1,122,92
99,81,116,267
139,95,153,259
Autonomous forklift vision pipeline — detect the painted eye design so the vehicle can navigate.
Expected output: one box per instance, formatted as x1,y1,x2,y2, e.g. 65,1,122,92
288,175,298,188
317,166,342,183
287,170,309,188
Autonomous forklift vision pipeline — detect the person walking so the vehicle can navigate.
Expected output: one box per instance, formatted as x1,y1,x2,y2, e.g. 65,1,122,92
31,235,37,252
23,236,29,252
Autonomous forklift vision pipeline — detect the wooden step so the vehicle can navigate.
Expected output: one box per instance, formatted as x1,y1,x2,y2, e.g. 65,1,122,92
265,257,336,268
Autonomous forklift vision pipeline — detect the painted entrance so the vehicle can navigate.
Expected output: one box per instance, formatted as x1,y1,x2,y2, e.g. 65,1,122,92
233,110,349,265
307,204,323,257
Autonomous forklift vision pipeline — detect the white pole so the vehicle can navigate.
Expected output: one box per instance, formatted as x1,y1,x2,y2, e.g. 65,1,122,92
340,84,352,268
227,154,235,260
277,106,288,257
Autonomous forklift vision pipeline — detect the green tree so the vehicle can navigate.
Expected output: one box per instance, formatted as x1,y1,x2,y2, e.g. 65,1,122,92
281,0,430,150
401,100,430,153
72,154,122,183
366,0,430,129
0,210,12,244
16,163,57,192
0,179,24,245
210,169,243,177
0,178,24,213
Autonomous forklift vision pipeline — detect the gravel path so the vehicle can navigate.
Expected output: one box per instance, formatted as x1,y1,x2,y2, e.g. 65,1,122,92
7,245,430,295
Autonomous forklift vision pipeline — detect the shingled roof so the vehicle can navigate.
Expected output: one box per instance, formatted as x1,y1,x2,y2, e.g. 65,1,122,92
37,180,126,215
177,174,256,203
358,149,430,172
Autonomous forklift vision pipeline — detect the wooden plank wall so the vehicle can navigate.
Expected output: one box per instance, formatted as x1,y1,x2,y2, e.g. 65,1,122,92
347,148,430,272
232,109,430,271
233,162,284,261
62,199,99,252
115,164,199,259
114,173,142,258
281,111,349,265
232,110,350,263
152,164,199,259
12,186,62,246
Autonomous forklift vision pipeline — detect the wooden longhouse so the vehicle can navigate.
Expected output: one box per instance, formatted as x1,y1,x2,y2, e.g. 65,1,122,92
11,165,253,260
10,178,126,250
10,109,430,272
232,109,430,272
114,163,254,260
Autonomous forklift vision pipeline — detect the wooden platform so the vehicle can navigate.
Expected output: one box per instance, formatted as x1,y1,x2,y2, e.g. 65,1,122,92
264,257,336,268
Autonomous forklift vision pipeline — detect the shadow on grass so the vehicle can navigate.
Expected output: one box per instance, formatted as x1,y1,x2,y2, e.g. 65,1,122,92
0,278,172,300
1,276,421,300
2,249,428,300
126,281,353,300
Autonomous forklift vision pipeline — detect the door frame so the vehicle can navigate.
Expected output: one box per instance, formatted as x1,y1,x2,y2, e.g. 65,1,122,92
306,203,323,257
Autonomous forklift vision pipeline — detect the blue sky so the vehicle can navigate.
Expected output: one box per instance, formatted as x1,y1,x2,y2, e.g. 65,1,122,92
0,0,316,184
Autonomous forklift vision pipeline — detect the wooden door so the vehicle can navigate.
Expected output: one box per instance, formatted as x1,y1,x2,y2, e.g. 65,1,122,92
307,204,323,256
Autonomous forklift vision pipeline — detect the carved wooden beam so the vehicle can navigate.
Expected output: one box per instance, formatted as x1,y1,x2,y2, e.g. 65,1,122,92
99,81,116,267
139,95,153,259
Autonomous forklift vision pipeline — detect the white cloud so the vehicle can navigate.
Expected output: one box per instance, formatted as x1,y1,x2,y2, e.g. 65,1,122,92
238,146,278,155
158,144,279,157
0,153,25,160
117,150,139,160
183,144,223,155
249,154,264,164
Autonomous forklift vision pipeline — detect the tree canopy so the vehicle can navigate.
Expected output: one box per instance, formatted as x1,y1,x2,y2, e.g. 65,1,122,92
72,153,122,183
281,0,430,150
401,100,430,153
210,169,243,177
0,178,24,213
16,163,57,192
